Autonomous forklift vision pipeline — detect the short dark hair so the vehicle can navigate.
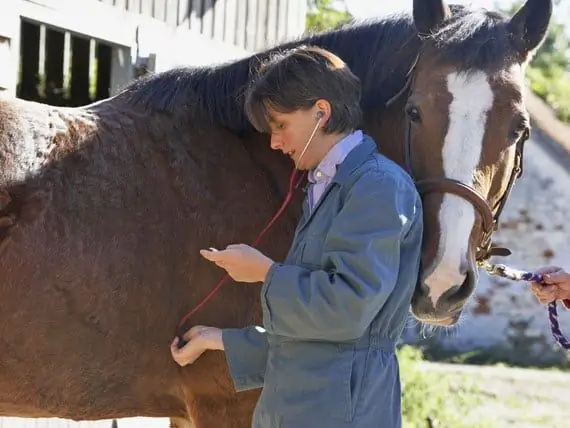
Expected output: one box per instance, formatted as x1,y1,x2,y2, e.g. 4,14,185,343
244,45,362,134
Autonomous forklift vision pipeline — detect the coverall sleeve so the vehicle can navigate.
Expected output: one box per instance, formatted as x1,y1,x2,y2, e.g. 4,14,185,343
221,326,269,392
260,170,421,342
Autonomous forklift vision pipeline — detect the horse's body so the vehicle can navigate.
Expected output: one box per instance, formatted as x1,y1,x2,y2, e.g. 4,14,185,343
0,1,551,427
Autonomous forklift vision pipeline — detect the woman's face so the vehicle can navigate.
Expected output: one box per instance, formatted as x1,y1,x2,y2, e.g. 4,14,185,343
266,106,323,170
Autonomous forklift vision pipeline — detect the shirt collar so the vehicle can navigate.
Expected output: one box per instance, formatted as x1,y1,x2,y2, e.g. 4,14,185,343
308,130,363,184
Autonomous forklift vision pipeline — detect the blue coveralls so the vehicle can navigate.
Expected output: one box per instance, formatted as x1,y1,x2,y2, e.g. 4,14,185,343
222,135,424,428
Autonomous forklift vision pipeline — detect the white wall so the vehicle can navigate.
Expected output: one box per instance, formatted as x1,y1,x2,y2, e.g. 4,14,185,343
0,417,167,428
0,0,21,96
135,18,251,73
2,0,308,97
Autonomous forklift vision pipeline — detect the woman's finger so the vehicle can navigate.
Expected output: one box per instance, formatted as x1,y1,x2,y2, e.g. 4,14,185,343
170,337,205,366
536,266,563,275
183,325,206,341
544,270,570,286
200,249,228,261
170,336,180,351
531,283,557,303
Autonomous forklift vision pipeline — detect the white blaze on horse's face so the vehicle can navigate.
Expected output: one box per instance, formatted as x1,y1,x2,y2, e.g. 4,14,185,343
424,70,494,307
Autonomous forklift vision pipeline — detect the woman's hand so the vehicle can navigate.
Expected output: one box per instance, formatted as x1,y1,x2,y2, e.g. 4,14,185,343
170,326,223,366
200,244,274,283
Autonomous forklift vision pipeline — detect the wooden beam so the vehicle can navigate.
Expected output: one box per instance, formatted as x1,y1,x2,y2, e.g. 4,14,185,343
18,0,137,47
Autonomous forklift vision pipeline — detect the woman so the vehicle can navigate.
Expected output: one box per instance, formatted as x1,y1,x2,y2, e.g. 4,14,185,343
529,266,570,308
170,45,424,428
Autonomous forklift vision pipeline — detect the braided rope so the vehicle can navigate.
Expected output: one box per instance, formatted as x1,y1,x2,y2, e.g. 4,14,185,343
479,262,570,350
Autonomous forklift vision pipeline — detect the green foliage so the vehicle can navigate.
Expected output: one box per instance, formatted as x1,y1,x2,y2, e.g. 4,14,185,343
305,0,352,33
498,1,570,123
398,346,492,428
525,67,570,122
526,21,570,123
306,0,570,124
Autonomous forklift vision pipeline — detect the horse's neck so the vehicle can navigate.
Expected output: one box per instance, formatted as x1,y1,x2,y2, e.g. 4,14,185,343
241,132,305,212
362,96,407,168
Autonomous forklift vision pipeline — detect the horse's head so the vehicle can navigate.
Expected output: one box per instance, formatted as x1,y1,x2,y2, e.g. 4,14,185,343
406,0,552,325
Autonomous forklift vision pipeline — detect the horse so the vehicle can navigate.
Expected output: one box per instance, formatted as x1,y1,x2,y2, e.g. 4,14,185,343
0,0,551,427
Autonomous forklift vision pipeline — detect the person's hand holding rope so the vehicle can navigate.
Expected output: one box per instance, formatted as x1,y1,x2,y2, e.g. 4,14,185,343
529,266,570,307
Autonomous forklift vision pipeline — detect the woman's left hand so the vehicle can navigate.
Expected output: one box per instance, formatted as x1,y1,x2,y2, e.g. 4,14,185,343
170,325,223,366
200,244,274,283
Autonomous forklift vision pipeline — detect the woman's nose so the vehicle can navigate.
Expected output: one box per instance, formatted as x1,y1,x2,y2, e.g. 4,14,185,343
270,134,282,150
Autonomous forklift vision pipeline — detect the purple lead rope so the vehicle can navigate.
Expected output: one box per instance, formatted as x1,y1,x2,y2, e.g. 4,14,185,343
480,262,570,350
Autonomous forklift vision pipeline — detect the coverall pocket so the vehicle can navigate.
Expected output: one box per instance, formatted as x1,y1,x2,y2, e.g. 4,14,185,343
345,345,370,421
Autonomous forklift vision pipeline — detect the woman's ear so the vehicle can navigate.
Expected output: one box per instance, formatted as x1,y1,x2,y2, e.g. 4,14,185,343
314,99,331,124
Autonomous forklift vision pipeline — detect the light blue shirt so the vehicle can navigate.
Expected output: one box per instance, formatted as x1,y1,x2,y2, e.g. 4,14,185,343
307,129,363,211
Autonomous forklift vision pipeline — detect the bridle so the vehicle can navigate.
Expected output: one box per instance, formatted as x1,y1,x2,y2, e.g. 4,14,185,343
385,50,530,265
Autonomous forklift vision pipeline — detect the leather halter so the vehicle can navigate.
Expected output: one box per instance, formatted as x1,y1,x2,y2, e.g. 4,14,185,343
385,52,529,264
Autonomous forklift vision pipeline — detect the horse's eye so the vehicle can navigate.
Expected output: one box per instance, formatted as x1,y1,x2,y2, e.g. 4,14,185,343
509,125,529,141
509,115,530,141
406,106,421,123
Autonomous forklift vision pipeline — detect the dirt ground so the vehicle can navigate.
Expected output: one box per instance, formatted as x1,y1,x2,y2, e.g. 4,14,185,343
419,361,570,428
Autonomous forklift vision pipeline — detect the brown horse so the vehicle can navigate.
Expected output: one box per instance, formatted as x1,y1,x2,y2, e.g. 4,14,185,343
0,0,551,427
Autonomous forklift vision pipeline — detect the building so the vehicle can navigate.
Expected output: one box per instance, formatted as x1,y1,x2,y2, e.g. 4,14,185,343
0,0,307,105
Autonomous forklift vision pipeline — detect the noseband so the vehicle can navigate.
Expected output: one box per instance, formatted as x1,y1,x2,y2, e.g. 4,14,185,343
385,52,529,264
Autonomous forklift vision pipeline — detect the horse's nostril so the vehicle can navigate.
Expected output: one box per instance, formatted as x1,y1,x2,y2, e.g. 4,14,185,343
446,269,475,304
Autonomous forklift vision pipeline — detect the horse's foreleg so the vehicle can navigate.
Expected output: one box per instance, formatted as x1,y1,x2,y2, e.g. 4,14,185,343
170,416,195,428
187,389,261,428
174,352,261,428
189,389,261,428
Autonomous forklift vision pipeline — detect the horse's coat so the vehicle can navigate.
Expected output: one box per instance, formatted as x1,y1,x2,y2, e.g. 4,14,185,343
0,1,552,427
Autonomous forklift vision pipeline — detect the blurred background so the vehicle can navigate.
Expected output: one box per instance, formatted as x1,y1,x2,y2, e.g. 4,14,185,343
0,0,568,426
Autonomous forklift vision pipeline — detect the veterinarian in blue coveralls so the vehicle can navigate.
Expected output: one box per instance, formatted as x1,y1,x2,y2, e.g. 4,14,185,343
171,46,424,428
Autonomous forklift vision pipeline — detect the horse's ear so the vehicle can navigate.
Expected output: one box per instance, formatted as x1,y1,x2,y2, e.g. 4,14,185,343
413,0,452,36
507,0,552,59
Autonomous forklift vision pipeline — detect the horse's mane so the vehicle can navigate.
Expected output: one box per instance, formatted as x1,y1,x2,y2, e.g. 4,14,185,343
427,6,516,70
116,4,514,133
